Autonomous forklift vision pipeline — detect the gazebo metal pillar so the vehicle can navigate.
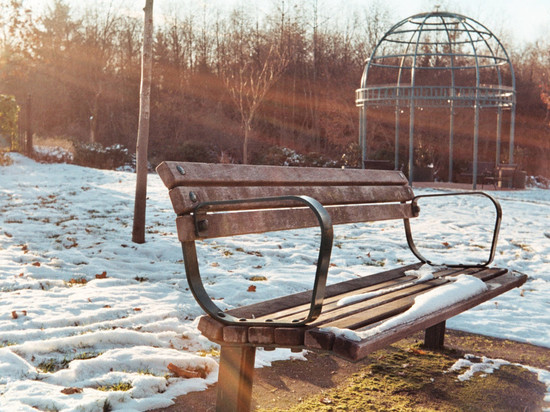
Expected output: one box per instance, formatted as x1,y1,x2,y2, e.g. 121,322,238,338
408,102,415,184
395,104,400,170
359,105,367,165
496,107,502,165
509,103,516,164
473,103,480,189
449,102,455,182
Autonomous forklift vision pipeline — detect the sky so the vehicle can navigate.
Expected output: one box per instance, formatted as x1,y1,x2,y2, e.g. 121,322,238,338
0,151,549,410
24,0,550,47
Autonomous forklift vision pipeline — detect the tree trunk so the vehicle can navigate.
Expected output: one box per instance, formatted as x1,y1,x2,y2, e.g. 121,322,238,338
132,0,154,244
243,121,250,164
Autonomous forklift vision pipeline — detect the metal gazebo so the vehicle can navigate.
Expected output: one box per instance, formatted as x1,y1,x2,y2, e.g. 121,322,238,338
356,11,516,188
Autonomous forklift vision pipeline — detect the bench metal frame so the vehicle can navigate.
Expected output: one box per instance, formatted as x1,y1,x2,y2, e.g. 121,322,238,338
183,195,333,326
405,191,502,268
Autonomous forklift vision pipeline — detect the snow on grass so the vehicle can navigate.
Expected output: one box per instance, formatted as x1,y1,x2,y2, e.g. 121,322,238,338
448,354,550,407
0,153,549,410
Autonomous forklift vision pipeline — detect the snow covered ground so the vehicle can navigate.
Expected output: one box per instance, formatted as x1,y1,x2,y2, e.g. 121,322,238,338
0,153,549,411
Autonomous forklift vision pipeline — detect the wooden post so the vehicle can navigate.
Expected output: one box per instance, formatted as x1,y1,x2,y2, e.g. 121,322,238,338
216,345,256,412
132,0,154,244
424,321,446,350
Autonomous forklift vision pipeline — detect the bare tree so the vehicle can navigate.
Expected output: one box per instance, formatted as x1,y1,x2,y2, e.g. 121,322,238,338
221,8,289,163
132,0,153,244
80,3,121,143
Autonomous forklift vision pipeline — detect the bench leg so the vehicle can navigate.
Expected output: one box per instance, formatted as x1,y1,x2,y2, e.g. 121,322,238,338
216,345,256,412
424,321,446,350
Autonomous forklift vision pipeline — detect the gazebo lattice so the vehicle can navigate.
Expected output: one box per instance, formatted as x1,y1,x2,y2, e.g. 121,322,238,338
356,11,516,187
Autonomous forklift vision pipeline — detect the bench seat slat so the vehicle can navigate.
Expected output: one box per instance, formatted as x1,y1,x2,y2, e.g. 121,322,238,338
176,203,414,241
169,185,414,215
157,161,408,190
227,263,424,319
276,279,448,327
326,269,527,360
252,275,422,322
252,267,504,324
197,268,526,358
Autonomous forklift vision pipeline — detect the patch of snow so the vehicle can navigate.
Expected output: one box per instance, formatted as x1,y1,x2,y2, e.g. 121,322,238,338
0,152,549,410
336,264,437,307
449,354,550,408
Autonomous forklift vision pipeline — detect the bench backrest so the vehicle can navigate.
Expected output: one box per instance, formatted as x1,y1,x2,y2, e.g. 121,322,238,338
156,161,415,242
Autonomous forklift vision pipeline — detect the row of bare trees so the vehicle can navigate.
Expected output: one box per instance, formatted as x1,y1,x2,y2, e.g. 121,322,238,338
1,0,549,175
0,0,390,160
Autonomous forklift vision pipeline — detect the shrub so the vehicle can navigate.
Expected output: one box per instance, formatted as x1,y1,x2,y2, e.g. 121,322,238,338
300,151,338,168
32,146,73,164
175,141,218,163
72,142,131,170
0,95,19,152
254,146,339,167
0,150,13,166
340,142,361,168
253,146,298,166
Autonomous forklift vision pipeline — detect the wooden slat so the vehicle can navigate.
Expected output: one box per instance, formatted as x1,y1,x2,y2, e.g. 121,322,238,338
273,328,305,346
264,279,448,326
248,327,274,345
328,270,527,361
176,203,414,241
304,329,335,351
253,275,421,322
196,266,479,342
156,161,408,190
169,184,414,215
197,315,224,342
301,268,503,331
311,279,448,329
223,326,249,344
228,263,422,320
253,267,482,324
196,268,526,354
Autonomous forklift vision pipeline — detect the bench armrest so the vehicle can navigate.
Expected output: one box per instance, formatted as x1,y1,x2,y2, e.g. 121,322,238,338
403,192,502,267
182,195,333,326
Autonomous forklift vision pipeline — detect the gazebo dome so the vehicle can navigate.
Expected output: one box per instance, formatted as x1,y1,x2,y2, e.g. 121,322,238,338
356,11,516,187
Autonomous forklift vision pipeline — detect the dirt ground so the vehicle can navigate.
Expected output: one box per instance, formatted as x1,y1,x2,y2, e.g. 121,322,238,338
151,329,550,412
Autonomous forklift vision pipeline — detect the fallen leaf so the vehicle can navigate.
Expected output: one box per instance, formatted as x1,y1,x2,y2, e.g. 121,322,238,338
32,262,41,267
133,307,141,311
11,311,18,319
409,348,427,355
61,387,83,395
167,363,205,379
95,271,107,279
247,285,256,292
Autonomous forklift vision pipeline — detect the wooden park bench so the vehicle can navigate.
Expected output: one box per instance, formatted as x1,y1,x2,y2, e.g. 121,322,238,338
156,161,527,412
